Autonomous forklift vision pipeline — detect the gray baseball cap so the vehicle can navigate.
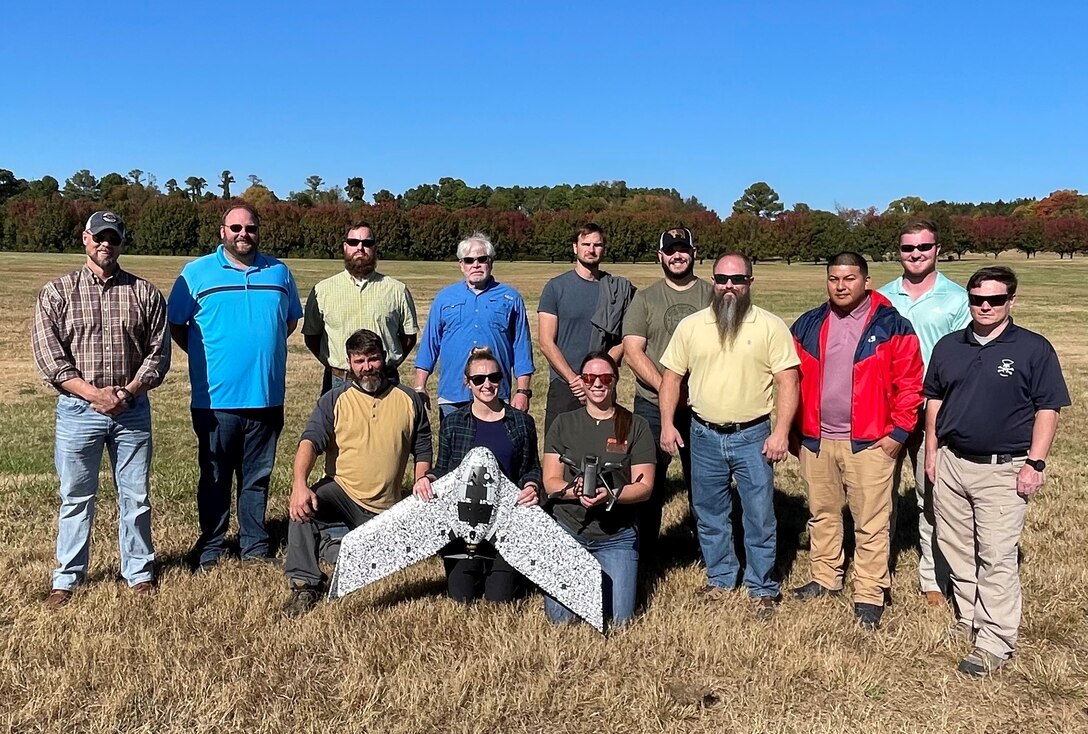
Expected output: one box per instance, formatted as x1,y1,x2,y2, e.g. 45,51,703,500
86,211,126,239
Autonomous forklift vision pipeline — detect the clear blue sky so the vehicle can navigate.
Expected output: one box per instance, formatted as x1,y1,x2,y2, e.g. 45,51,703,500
4,1,1085,215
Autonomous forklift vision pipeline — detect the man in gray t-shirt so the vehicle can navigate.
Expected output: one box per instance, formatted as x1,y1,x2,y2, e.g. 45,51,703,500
538,223,633,435
621,227,713,560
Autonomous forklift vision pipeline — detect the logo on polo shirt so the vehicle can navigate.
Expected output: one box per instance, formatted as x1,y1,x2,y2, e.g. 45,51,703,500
997,359,1015,377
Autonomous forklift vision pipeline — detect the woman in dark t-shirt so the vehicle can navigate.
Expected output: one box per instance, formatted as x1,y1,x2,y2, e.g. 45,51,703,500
414,348,542,602
542,351,656,628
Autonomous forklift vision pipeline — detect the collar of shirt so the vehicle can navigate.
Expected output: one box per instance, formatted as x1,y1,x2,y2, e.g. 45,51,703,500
461,277,498,295
345,269,381,289
965,319,1019,346
889,272,959,302
831,294,870,321
215,244,268,272
79,264,132,289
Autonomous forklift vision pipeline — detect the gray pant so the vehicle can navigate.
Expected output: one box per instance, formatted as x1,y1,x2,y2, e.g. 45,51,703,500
890,412,950,593
285,477,376,588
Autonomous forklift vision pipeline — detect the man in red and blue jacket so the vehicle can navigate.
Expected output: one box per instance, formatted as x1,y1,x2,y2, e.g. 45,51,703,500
788,251,923,630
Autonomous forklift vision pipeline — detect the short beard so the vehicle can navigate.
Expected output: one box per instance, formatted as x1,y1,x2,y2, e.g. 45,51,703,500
711,289,752,347
344,253,374,279
352,372,385,394
661,257,695,283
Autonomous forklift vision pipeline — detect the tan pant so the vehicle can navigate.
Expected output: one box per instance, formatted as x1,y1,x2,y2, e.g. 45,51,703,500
800,440,896,605
934,447,1028,660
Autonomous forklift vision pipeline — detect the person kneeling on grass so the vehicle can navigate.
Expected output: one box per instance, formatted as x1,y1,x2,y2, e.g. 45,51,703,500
281,329,432,618
413,348,543,602
541,352,656,629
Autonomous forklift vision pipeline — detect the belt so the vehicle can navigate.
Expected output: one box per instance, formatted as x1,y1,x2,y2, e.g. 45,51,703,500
330,367,347,379
693,413,769,434
947,447,1026,465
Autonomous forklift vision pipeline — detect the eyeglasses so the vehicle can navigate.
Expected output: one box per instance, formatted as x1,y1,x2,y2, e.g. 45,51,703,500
226,224,259,234
468,372,502,386
661,243,693,256
900,242,937,253
580,372,615,387
345,238,376,248
90,232,121,246
968,293,1011,307
460,256,492,265
713,273,750,285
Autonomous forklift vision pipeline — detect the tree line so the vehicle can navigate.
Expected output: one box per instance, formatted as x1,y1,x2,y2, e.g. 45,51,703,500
2,168,1087,262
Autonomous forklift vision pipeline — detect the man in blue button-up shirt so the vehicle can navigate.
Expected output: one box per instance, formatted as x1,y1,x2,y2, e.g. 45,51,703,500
413,232,535,420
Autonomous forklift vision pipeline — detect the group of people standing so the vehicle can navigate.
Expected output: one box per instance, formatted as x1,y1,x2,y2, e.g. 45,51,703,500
32,207,1068,679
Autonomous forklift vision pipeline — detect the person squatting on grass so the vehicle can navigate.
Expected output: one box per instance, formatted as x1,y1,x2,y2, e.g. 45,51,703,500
924,266,1069,677
32,211,171,607
282,329,432,617
789,251,924,631
413,348,542,602
168,204,303,572
658,252,800,620
541,352,656,629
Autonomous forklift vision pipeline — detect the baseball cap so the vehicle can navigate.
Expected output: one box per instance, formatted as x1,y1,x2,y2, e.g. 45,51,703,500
86,211,126,239
659,228,692,251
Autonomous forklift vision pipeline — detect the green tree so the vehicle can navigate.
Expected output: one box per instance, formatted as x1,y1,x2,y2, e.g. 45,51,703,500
885,196,928,215
185,176,208,201
219,170,235,199
128,169,144,186
305,175,324,196
346,177,365,202
242,184,278,208
732,182,784,219
372,189,395,205
0,169,28,203
63,169,100,200
98,172,126,200
132,197,199,255
26,176,60,199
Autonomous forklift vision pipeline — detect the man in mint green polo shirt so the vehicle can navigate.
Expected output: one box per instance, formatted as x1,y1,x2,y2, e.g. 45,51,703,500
878,217,969,605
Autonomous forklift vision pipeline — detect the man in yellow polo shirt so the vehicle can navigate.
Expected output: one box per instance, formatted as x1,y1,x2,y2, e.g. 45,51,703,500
282,329,432,617
659,252,800,619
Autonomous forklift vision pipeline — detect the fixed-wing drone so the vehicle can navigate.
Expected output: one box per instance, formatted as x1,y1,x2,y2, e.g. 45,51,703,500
329,446,605,632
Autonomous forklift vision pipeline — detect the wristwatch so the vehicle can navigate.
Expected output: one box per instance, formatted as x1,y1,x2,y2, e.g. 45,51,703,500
516,388,533,398
116,387,135,405
1025,458,1046,472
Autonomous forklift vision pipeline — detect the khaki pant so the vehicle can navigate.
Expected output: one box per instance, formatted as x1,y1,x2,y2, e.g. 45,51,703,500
934,447,1028,660
800,440,896,606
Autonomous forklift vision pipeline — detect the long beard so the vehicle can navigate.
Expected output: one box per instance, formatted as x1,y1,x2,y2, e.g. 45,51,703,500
344,253,374,279
711,289,752,347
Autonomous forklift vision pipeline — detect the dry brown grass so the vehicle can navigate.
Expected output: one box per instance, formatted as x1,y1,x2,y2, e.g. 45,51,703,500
0,252,1085,733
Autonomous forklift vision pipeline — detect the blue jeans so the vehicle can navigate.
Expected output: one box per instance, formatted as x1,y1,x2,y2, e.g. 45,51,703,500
53,394,155,590
689,416,779,597
544,526,639,628
191,407,283,564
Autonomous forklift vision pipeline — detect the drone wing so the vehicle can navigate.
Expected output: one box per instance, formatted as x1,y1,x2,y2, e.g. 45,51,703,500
490,503,605,633
328,474,460,599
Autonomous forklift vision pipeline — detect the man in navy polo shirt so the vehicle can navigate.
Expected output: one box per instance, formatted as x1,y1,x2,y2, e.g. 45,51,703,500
924,266,1069,677
168,203,304,571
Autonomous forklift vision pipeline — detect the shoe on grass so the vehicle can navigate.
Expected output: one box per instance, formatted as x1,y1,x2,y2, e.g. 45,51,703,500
957,647,1008,678
752,594,781,621
792,581,840,600
854,602,884,630
45,589,72,609
695,585,732,602
282,586,321,618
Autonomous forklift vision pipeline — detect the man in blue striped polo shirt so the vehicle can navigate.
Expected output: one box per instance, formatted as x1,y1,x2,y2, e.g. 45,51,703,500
879,217,969,605
168,203,303,571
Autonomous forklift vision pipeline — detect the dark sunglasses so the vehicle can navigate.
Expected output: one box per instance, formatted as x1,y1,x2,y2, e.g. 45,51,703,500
661,243,694,256
968,293,1011,307
345,238,376,248
91,232,122,246
226,224,259,234
468,372,502,386
713,273,750,285
460,256,492,265
900,242,937,253
580,372,615,387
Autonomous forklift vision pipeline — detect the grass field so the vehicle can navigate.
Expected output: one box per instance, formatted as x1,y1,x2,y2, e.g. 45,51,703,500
1,251,1085,733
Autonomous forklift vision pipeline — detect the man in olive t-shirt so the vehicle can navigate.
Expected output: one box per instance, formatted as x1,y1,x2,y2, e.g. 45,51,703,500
622,228,713,560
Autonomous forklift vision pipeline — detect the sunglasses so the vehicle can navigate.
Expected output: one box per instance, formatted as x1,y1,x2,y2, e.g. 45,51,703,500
713,273,750,285
91,232,122,246
900,242,937,253
661,243,693,256
580,372,615,387
468,372,502,386
226,224,259,234
460,256,492,265
968,293,1011,307
345,238,376,248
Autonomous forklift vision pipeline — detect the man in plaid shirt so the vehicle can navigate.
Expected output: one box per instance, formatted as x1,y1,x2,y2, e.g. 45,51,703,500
31,211,171,608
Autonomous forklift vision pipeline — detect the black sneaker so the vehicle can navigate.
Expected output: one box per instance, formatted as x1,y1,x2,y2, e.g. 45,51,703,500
282,586,321,618
792,581,840,600
957,647,1008,678
854,602,884,630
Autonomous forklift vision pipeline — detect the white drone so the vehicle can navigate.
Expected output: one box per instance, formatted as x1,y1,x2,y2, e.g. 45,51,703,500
329,446,605,632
